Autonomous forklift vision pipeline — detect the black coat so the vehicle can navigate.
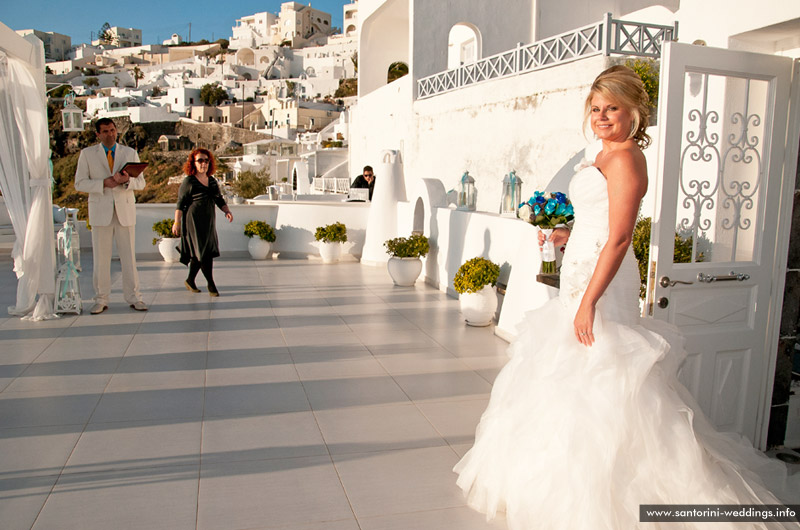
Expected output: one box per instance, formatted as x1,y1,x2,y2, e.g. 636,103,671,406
176,175,227,264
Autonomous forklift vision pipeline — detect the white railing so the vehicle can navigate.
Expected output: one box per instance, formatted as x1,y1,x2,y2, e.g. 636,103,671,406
313,177,351,194
417,13,677,99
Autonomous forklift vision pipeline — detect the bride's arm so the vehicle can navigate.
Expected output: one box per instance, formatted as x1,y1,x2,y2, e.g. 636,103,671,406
574,149,647,346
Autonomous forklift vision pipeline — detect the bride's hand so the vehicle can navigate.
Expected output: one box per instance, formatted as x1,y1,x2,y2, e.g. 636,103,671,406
538,227,570,248
574,302,595,347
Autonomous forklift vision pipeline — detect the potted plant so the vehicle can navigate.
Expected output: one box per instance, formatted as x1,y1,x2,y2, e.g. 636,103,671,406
384,233,429,286
314,222,347,263
244,220,276,260
152,218,179,263
453,256,500,326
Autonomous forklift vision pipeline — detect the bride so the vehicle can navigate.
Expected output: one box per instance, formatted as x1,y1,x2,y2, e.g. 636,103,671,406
454,66,799,530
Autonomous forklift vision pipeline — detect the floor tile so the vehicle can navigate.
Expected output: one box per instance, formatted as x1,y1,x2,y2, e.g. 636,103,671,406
0,390,101,428
197,456,353,530
315,403,446,454
392,371,493,403
0,425,82,479
359,505,507,530
204,382,310,417
90,388,204,423
201,411,326,464
294,358,387,381
64,419,202,474
0,475,60,530
33,464,199,530
374,348,469,375
206,351,297,386
333,446,465,518
302,376,410,410
416,398,489,446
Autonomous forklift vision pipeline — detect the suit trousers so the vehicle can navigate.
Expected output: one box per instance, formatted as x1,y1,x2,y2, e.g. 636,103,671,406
91,209,141,305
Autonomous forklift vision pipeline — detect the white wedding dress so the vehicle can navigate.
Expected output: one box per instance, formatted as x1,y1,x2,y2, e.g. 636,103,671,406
454,162,799,530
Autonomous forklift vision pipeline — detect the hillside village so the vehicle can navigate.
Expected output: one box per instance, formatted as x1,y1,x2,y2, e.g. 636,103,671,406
21,1,362,213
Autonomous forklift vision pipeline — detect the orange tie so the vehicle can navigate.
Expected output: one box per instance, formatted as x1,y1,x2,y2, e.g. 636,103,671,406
107,149,114,173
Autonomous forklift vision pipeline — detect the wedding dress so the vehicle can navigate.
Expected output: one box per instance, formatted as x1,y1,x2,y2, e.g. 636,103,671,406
454,161,799,530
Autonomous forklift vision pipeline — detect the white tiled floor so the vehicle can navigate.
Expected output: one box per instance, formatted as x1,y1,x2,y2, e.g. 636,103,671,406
0,254,510,529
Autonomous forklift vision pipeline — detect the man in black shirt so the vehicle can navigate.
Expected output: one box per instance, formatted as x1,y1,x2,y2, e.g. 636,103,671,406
351,165,375,200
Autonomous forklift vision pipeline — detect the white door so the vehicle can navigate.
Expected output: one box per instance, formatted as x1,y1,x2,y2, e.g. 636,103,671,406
647,42,797,448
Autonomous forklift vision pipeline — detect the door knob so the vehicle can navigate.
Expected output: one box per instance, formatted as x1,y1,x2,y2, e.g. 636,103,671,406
659,276,694,288
657,297,669,309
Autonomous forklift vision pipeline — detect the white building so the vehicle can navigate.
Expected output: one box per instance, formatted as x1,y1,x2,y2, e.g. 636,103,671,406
15,29,71,61
230,1,337,50
230,12,278,50
163,34,182,46
343,1,359,37
92,26,142,48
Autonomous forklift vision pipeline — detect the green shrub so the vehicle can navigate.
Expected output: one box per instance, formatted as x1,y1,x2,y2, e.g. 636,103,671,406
315,222,347,243
454,257,500,295
152,218,175,245
384,234,429,258
244,220,276,242
632,217,705,299
232,169,271,199
625,58,659,110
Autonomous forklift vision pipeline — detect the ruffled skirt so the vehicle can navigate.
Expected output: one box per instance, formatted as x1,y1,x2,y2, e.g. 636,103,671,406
454,297,799,530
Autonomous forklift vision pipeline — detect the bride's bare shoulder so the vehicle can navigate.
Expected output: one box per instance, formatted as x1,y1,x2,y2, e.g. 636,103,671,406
597,146,646,179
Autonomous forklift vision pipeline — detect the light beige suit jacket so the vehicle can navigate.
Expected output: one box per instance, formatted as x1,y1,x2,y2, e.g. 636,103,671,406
74,143,145,227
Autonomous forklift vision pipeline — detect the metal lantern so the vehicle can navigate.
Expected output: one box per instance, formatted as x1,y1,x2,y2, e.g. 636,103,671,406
456,171,477,211
55,219,82,314
61,92,84,132
500,170,523,218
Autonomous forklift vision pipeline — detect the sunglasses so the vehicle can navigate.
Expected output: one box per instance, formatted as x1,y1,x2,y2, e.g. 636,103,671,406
195,158,210,164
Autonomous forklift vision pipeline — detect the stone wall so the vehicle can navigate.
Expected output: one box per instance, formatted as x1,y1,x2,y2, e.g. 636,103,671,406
767,145,800,448
175,121,268,151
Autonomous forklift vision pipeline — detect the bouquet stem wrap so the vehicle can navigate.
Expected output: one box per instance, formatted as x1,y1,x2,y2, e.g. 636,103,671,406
539,228,556,274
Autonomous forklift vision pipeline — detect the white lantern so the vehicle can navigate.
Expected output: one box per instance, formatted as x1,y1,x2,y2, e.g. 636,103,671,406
456,171,477,211
500,170,523,217
61,92,84,132
55,220,82,314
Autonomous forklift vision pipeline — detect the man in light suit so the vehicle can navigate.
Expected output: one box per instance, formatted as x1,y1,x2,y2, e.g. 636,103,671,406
75,118,147,314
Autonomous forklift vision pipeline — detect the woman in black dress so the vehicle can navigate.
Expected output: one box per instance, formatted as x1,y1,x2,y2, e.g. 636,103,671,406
172,148,233,296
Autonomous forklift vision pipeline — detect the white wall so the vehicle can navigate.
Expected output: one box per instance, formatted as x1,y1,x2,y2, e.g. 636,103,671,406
411,0,534,80
677,0,800,52
359,0,410,96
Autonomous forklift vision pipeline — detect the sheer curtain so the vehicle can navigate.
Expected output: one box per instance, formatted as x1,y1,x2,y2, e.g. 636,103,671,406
0,47,56,320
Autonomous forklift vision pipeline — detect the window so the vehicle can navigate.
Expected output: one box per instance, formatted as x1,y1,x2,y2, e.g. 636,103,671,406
448,24,481,69
189,98,194,104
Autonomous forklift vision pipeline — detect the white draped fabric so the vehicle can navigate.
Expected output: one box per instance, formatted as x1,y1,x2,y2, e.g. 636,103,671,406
0,43,57,320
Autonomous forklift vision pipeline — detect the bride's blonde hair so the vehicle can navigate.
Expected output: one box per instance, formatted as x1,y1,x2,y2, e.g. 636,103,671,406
584,65,651,149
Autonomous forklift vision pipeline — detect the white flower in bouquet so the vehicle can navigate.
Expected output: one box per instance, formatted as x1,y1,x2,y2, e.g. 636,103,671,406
518,203,532,222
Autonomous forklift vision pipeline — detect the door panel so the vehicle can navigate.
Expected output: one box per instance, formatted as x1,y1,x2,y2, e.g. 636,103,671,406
649,42,794,447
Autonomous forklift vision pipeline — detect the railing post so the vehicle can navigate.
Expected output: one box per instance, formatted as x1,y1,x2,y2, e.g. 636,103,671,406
672,20,680,42
602,12,613,56
515,42,522,74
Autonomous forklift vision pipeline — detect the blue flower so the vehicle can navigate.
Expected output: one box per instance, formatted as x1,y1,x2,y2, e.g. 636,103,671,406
533,204,541,215
533,191,546,204
555,203,567,216
554,192,567,204
565,204,574,216
544,199,557,215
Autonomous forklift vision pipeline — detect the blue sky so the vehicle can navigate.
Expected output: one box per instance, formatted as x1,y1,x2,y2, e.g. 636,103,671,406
2,0,348,46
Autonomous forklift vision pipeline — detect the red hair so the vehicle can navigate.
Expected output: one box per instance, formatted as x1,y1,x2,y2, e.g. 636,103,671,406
183,148,217,176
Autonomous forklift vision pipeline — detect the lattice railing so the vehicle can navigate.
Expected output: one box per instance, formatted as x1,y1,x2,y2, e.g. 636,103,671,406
312,177,351,194
417,13,678,99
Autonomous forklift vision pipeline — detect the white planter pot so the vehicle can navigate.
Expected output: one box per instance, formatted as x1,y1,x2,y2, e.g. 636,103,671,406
459,285,498,327
318,241,343,263
157,238,180,263
387,257,423,286
247,238,272,260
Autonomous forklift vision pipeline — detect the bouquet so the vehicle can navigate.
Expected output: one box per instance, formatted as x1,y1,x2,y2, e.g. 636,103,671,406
518,191,574,274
